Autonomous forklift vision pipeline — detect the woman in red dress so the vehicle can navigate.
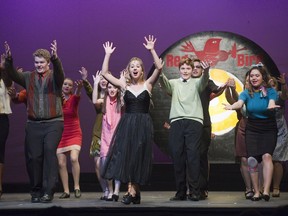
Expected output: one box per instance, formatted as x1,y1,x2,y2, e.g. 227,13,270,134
57,78,83,199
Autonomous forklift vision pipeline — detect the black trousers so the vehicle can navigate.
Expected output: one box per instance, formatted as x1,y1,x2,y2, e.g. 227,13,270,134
25,121,63,197
169,119,202,196
199,125,211,191
0,114,9,163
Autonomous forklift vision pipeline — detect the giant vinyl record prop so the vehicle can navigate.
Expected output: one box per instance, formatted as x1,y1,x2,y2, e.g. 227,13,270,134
149,31,280,163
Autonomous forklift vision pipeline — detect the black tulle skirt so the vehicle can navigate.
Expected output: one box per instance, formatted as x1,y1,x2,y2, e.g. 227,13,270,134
101,112,154,185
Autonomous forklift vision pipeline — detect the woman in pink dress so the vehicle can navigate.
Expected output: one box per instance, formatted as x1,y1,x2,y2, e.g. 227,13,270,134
93,71,123,202
57,78,83,199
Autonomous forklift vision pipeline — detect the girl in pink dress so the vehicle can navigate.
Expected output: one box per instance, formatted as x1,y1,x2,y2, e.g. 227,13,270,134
93,72,123,201
57,78,83,199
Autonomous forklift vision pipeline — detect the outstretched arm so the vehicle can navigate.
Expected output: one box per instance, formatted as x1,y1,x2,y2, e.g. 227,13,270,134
0,53,12,87
4,41,26,87
223,99,244,110
79,66,93,100
74,80,83,96
101,41,126,90
225,78,238,105
92,70,102,105
144,35,163,90
50,40,65,88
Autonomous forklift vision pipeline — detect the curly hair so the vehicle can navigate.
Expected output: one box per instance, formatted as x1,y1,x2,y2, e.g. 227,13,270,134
246,65,272,97
33,49,51,63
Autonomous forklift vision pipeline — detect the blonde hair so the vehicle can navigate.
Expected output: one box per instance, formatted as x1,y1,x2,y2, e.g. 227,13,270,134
127,57,145,83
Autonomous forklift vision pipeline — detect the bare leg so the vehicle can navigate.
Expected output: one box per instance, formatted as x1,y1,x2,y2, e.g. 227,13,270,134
70,150,80,190
262,154,273,196
250,172,260,198
248,157,260,200
240,157,253,198
114,180,121,196
57,153,69,194
258,162,264,192
94,156,106,197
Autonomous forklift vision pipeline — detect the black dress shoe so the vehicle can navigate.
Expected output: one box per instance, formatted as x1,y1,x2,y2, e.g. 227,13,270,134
31,196,41,203
74,189,81,198
59,192,70,199
100,196,107,200
105,195,113,201
262,193,270,201
170,195,187,201
40,194,54,203
251,195,261,201
112,194,119,202
188,193,200,201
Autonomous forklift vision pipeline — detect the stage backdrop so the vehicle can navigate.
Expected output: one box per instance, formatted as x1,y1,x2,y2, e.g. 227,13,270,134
150,31,280,163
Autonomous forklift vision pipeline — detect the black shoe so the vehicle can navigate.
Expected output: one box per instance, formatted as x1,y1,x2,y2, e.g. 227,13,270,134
244,190,254,200
106,195,113,201
170,195,187,201
188,193,200,201
251,195,261,201
199,191,206,200
112,194,119,202
100,196,107,200
40,194,54,203
31,196,41,203
74,189,81,198
122,194,141,204
262,193,270,202
59,192,70,199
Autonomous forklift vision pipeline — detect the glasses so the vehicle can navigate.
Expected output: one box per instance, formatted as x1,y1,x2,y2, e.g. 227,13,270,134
194,65,202,69
251,62,264,67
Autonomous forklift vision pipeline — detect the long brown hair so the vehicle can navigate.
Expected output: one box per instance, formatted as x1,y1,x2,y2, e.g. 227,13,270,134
102,82,122,114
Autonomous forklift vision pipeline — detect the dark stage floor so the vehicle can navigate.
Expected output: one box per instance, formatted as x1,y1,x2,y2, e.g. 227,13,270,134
0,191,288,216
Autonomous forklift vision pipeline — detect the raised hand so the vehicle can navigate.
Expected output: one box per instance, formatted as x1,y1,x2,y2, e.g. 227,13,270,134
75,80,83,89
79,67,88,80
227,78,236,88
92,70,102,86
200,60,210,70
50,40,58,59
103,41,116,55
143,35,156,51
277,73,286,85
4,41,11,58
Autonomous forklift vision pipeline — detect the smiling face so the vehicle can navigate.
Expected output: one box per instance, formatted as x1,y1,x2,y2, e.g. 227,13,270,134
34,56,50,74
179,63,193,80
249,69,263,89
99,75,108,90
62,78,74,95
107,83,118,99
191,60,203,78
